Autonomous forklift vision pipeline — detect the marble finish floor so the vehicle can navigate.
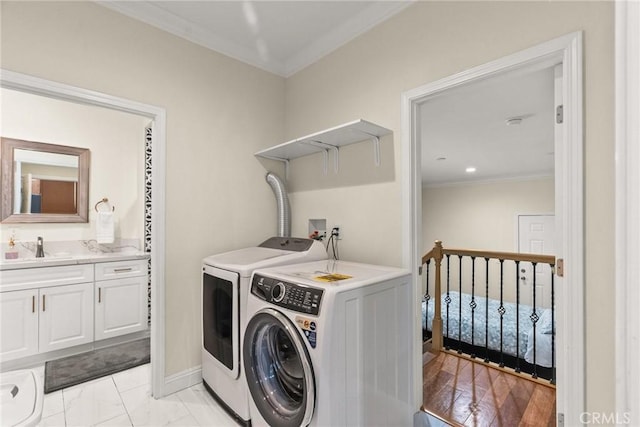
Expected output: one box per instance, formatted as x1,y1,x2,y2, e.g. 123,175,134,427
36,363,238,427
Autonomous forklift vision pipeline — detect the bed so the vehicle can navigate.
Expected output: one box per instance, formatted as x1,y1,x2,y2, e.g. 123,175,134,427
422,291,554,370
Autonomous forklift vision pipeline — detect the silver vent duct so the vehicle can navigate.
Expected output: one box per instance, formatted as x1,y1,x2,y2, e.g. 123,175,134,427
265,172,291,237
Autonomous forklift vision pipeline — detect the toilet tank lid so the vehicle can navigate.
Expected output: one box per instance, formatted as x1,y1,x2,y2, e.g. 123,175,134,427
0,369,43,427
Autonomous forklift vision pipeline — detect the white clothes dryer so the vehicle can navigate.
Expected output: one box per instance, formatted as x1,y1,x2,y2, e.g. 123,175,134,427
201,237,326,425
243,260,414,427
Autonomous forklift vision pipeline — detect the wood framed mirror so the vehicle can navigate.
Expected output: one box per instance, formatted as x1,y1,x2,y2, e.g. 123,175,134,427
1,137,90,223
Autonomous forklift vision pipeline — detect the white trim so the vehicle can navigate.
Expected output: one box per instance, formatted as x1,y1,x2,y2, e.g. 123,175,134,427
401,85,422,410
284,1,413,77
423,173,554,189
163,365,203,397
401,32,584,421
615,1,640,424
0,69,168,399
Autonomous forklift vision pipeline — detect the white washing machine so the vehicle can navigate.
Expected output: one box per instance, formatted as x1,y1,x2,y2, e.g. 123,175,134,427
243,260,414,427
201,237,326,425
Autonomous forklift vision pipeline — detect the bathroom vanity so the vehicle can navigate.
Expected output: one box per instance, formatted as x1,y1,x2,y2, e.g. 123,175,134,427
0,253,149,365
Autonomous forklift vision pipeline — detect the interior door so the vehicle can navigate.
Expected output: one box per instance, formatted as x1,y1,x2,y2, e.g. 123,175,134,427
40,179,77,214
518,214,555,309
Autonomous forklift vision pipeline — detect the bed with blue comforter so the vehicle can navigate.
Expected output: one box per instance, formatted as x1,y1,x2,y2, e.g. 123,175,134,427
422,291,554,368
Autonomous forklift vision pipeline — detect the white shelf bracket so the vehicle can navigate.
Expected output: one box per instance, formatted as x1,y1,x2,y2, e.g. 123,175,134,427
306,140,340,174
372,135,381,167
323,149,329,175
260,155,290,179
352,130,381,166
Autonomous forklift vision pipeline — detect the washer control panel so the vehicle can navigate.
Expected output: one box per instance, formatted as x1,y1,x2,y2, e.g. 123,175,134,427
258,237,315,251
251,274,323,316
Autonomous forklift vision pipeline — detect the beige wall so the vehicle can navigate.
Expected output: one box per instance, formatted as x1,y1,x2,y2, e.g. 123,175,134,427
0,1,286,376
423,177,555,252
1,88,147,242
284,0,613,417
422,177,555,304
1,0,616,417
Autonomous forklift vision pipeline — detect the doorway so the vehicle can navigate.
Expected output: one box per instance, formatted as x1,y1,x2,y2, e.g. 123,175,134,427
0,69,168,398
402,32,584,424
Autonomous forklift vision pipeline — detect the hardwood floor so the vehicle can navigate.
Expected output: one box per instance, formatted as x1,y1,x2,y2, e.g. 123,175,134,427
423,351,556,426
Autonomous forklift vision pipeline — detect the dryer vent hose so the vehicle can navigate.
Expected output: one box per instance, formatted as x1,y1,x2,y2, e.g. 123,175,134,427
266,172,291,238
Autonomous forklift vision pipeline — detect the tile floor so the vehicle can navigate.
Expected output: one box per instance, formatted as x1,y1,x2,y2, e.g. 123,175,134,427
36,364,238,427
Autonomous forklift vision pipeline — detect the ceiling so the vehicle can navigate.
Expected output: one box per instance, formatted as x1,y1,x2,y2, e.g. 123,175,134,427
420,65,556,186
97,0,413,77
97,1,555,186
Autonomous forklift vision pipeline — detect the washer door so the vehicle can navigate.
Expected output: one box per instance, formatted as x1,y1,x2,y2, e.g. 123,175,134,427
244,308,315,427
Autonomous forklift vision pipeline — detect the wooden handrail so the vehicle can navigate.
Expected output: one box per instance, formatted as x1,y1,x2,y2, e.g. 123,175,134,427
442,248,555,265
421,240,556,354
423,246,555,266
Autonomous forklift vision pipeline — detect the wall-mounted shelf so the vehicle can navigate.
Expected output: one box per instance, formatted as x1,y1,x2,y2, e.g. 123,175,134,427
255,119,392,178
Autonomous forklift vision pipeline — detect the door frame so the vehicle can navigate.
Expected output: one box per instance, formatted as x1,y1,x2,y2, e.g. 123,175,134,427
615,1,640,423
0,69,168,398
401,32,584,423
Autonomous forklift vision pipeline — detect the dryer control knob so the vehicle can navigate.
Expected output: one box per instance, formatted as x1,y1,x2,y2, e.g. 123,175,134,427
272,282,286,302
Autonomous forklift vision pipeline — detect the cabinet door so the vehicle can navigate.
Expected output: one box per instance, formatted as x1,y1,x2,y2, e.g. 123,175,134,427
39,283,93,352
95,276,148,341
0,289,39,361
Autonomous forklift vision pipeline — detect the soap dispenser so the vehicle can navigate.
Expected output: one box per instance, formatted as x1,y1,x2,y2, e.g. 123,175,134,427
36,236,45,258
5,234,18,259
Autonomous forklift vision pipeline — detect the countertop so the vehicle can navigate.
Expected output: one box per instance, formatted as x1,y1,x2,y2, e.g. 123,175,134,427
0,251,149,271
0,240,150,271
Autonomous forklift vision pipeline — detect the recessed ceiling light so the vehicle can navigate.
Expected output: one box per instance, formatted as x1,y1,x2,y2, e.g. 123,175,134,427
465,167,476,173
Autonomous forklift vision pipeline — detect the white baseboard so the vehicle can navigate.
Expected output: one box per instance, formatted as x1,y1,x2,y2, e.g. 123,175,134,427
162,365,202,396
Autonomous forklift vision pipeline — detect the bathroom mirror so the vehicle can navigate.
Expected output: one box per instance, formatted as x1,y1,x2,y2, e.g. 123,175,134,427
1,137,90,223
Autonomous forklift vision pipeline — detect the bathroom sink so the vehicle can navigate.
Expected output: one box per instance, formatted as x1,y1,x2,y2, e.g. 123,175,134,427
1,258,33,263
0,256,75,269
50,253,74,260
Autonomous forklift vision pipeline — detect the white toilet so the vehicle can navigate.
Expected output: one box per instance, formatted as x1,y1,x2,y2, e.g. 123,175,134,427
1,369,44,427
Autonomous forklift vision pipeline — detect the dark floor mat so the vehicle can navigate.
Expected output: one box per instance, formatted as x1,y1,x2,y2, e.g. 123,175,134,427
44,338,150,393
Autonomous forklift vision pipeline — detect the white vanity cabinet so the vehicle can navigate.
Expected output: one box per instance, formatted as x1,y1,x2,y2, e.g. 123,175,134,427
0,288,39,360
0,264,94,362
94,259,148,340
39,282,94,352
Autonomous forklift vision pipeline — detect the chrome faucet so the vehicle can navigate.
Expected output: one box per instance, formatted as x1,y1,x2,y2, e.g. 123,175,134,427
36,236,45,258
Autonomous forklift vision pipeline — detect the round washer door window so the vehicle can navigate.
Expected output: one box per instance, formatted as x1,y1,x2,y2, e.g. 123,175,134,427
243,308,315,427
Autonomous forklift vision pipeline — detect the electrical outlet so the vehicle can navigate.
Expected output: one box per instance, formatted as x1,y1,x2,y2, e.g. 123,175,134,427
331,226,341,240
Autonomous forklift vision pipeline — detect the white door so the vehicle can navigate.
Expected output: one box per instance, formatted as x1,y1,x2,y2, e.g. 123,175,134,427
95,276,148,340
518,214,555,309
39,283,93,352
0,289,39,361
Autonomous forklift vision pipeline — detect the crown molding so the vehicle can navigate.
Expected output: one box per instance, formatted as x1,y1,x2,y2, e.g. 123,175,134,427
96,1,412,78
